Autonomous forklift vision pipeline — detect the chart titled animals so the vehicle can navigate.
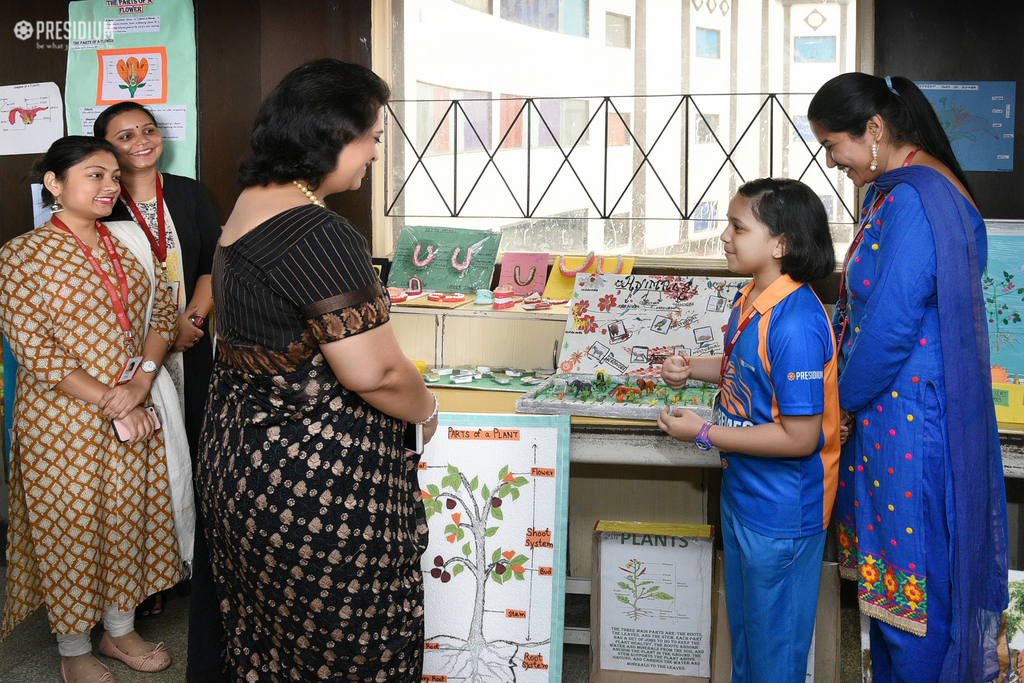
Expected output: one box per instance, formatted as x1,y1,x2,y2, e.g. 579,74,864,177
419,414,569,683
558,274,745,378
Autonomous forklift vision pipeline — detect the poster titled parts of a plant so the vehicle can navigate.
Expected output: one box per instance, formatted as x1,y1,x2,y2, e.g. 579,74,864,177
559,274,745,377
591,522,714,679
418,413,569,683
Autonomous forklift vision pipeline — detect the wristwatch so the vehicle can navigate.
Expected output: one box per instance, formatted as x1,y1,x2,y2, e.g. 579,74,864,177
188,314,205,328
141,360,158,374
694,421,714,451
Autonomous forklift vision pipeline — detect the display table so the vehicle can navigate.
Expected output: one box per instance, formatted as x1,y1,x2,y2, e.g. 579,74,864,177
434,386,1024,475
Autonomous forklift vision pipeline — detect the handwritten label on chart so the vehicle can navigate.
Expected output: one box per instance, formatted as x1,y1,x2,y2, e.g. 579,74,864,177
447,427,521,441
522,653,549,670
424,642,440,650
506,609,527,619
531,467,555,477
526,527,553,548
538,567,553,576
422,676,448,682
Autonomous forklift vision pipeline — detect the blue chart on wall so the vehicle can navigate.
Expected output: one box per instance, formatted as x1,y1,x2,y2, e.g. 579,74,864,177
917,80,1016,172
985,221,1024,382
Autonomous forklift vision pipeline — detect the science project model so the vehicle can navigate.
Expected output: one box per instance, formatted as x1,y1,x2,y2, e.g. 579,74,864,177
516,274,745,420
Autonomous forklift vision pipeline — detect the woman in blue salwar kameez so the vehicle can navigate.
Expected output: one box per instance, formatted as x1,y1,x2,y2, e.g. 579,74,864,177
809,73,1008,683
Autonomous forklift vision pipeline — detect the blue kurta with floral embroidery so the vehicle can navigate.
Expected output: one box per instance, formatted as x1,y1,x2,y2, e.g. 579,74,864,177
833,181,986,636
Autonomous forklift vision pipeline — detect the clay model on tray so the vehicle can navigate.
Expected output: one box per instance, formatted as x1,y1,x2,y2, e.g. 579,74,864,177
516,371,716,421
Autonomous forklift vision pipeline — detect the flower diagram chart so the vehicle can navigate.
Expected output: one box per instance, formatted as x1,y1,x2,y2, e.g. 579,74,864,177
0,82,64,156
418,414,570,683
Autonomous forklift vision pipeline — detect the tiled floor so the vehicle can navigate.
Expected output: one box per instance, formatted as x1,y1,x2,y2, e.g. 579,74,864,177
0,568,864,683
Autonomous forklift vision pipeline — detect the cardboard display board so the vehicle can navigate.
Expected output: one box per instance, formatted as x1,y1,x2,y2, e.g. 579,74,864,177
498,252,550,296
419,413,570,683
591,522,714,682
558,274,745,377
542,256,636,301
389,226,501,293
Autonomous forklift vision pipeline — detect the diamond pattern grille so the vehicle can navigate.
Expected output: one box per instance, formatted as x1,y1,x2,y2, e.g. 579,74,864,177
385,94,856,249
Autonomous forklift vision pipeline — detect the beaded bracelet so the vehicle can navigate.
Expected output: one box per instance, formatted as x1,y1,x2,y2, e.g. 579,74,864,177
417,391,439,425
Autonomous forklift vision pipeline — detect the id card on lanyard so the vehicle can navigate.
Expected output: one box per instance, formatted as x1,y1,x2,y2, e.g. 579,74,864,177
712,302,758,424
121,175,181,310
51,216,142,384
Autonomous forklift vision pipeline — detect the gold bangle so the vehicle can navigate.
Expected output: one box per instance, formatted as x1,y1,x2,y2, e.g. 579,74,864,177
417,391,439,425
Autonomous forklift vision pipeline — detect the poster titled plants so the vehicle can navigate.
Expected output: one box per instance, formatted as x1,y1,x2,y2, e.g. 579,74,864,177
592,522,714,678
418,413,569,683
558,274,745,378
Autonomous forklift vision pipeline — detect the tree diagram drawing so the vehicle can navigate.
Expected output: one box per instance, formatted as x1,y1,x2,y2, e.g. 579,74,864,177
418,413,569,683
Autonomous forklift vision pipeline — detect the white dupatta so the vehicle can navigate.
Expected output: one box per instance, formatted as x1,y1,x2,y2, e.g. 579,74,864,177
106,220,195,575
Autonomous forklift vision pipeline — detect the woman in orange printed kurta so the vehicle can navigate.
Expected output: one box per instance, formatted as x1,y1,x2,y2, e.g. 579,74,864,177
0,137,181,683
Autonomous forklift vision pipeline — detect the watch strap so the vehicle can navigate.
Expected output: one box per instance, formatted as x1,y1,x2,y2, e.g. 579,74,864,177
695,421,713,448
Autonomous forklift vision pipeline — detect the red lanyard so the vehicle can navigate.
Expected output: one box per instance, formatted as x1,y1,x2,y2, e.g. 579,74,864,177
836,148,921,348
51,216,135,351
719,303,758,385
119,174,166,263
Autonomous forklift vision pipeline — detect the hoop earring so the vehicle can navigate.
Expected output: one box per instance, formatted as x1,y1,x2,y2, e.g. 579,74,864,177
869,142,878,172
50,196,64,214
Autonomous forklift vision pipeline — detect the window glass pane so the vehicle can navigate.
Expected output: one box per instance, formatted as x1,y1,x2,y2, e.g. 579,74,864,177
690,200,718,235
416,82,450,155
695,114,719,144
819,194,834,221
604,212,630,250
562,99,589,147
607,112,629,146
606,12,629,47
794,36,836,63
500,97,525,149
452,0,492,12
695,27,719,59
501,0,558,32
501,209,588,252
561,0,588,37
388,2,860,261
533,99,561,147
459,89,492,152
792,115,814,143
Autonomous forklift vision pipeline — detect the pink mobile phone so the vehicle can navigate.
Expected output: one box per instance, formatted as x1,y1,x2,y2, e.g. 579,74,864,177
111,407,161,443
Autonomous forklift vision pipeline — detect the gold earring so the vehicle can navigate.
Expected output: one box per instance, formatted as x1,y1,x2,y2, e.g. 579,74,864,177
869,142,878,172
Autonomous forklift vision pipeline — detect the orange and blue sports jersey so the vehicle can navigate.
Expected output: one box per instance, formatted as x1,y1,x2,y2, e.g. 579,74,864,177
716,274,840,539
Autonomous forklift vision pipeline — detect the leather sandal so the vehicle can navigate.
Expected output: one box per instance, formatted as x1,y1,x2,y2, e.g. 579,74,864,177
98,632,171,672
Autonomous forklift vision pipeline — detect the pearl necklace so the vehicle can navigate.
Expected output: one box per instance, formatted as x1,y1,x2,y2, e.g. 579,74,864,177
293,180,326,208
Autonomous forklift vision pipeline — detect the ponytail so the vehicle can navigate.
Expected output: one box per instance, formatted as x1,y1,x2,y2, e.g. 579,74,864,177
884,76,972,197
808,73,973,199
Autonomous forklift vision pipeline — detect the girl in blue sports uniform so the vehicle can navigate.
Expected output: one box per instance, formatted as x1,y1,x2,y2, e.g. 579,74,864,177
658,177,840,683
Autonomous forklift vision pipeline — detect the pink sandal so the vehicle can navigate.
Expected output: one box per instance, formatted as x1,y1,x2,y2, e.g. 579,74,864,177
60,656,115,683
99,632,171,672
